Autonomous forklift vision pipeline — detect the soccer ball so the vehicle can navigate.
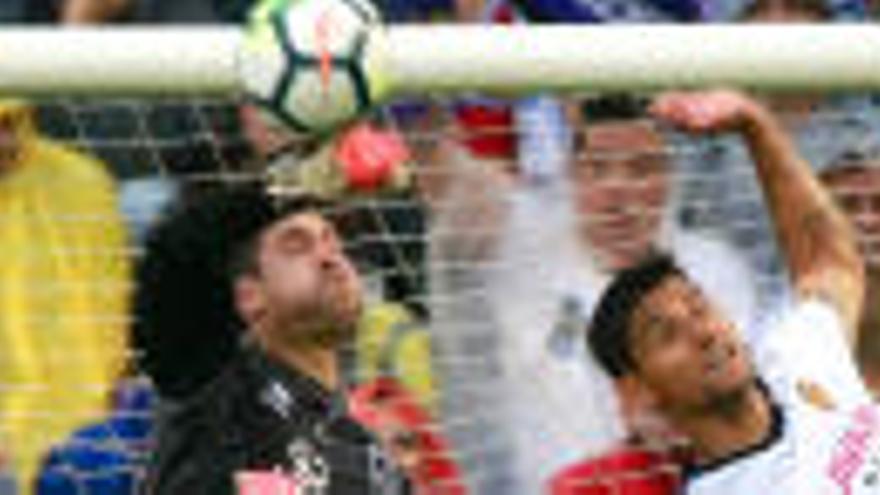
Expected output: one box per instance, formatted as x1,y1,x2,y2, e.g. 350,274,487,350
240,0,384,134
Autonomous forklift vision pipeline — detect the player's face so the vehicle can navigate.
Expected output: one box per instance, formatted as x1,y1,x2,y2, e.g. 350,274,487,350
628,275,754,414
248,212,362,346
823,166,880,268
405,106,457,208
571,122,669,270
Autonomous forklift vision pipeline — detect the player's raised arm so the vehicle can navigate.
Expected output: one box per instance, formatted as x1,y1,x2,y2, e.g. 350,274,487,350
650,90,865,344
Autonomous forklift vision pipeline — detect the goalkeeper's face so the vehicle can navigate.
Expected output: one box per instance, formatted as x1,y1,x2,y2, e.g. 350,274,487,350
238,211,363,347
627,276,755,415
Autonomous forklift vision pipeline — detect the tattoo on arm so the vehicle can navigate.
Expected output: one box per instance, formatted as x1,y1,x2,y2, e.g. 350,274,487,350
799,208,835,261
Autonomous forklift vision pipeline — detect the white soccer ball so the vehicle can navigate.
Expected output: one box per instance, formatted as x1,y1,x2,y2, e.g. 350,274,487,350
240,0,382,134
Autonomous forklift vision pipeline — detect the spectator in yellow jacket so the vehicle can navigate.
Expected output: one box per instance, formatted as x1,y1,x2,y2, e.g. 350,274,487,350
0,99,129,493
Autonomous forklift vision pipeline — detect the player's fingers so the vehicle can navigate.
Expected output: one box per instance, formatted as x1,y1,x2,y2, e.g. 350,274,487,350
648,94,688,127
651,94,714,132
686,101,721,130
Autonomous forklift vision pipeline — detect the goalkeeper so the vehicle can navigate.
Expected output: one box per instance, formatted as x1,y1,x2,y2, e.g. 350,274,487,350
135,181,408,494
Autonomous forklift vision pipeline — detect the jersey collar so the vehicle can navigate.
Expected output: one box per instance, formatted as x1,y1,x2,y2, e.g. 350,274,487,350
682,380,785,483
246,346,347,422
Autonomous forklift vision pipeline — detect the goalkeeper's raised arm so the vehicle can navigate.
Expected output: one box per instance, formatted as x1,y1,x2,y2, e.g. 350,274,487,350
651,90,866,344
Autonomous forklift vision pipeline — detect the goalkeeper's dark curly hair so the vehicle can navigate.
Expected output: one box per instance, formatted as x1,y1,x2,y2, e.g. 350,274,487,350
133,182,323,399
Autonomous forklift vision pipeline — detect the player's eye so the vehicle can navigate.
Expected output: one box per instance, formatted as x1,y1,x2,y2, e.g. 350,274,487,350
320,227,342,253
688,298,709,318
839,193,863,212
578,158,607,180
641,316,679,351
278,229,312,256
633,153,667,179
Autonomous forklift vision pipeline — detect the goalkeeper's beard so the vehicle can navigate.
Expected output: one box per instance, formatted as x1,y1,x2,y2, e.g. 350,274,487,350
273,287,362,350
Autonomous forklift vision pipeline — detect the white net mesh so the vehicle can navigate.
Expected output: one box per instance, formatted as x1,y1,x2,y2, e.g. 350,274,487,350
1,90,879,495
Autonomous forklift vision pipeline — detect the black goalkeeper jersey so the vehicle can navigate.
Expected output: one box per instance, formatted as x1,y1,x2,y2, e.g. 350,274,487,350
144,345,409,494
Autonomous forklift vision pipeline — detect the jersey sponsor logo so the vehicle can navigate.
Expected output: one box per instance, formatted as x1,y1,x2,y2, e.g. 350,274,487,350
797,379,836,411
234,439,331,495
827,405,880,494
287,439,330,494
236,469,301,495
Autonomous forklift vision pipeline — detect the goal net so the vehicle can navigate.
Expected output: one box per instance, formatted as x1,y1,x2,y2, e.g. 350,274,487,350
0,24,879,495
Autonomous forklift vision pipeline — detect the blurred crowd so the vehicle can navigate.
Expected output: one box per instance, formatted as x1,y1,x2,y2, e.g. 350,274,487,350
0,0,878,494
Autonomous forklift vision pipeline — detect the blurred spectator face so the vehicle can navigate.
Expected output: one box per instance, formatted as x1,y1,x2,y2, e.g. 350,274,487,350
398,102,461,208
743,0,830,22
821,164,880,267
571,121,669,271
0,103,28,174
627,276,753,415
235,212,363,347
822,163,880,395
0,116,18,173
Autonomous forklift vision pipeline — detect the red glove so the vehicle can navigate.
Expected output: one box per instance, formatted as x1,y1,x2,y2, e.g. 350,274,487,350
336,123,412,192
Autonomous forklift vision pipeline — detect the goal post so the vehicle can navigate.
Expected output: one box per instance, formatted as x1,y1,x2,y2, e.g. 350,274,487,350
0,25,879,97
0,27,240,96
383,25,880,93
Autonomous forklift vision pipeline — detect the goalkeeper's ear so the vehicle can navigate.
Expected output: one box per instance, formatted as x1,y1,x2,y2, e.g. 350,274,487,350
234,274,268,334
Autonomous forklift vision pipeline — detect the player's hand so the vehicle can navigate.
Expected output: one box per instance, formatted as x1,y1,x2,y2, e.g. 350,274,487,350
649,89,762,134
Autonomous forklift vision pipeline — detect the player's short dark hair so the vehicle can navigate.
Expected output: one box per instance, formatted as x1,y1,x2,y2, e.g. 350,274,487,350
133,182,325,399
587,253,684,378
572,94,653,154
579,93,649,124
